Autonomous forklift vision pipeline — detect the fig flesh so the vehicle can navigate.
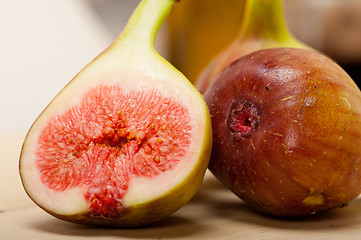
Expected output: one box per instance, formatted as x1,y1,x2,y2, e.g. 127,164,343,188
19,0,211,227
204,48,361,217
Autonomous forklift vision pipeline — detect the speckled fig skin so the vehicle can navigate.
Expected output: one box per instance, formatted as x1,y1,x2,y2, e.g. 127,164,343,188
204,48,361,217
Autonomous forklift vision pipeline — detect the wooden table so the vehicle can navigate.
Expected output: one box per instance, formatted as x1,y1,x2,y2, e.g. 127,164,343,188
2,133,361,239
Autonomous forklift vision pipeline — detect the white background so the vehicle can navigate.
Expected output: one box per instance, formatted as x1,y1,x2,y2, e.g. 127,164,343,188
0,0,145,138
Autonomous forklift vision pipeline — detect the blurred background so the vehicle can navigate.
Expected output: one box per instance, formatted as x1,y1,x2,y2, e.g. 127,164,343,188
1,0,361,139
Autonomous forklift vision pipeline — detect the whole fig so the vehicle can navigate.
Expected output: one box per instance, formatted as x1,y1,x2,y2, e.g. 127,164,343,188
205,48,361,217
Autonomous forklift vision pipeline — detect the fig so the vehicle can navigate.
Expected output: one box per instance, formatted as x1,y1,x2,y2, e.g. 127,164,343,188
204,48,361,217
19,0,211,227
195,0,309,94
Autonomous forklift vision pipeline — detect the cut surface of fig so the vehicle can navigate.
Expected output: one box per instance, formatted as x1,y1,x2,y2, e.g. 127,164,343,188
34,85,191,217
205,48,361,217
19,0,211,227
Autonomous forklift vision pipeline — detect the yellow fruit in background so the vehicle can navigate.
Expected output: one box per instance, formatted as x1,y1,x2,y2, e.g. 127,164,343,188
168,0,246,83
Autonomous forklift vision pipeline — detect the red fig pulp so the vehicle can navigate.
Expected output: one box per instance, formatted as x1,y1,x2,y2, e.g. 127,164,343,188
36,85,191,218
205,48,361,217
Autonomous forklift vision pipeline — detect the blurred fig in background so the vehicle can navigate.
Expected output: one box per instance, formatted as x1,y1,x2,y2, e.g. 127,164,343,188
194,0,309,94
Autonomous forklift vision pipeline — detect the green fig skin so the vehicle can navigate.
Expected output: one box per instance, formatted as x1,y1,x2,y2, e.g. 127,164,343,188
204,48,361,217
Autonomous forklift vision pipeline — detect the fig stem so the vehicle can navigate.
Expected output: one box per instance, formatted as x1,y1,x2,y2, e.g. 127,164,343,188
114,0,177,50
238,0,296,43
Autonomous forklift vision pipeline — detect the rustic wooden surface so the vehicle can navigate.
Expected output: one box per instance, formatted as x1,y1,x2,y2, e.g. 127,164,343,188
2,134,361,239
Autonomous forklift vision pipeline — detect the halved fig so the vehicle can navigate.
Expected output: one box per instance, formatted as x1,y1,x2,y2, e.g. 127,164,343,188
19,0,211,227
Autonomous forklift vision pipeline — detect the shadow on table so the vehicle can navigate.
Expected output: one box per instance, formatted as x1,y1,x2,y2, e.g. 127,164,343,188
193,173,361,231
27,172,361,237
29,214,206,239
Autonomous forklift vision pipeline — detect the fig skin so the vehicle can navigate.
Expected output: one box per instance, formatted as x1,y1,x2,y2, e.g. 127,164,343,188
30,152,211,228
204,48,361,217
